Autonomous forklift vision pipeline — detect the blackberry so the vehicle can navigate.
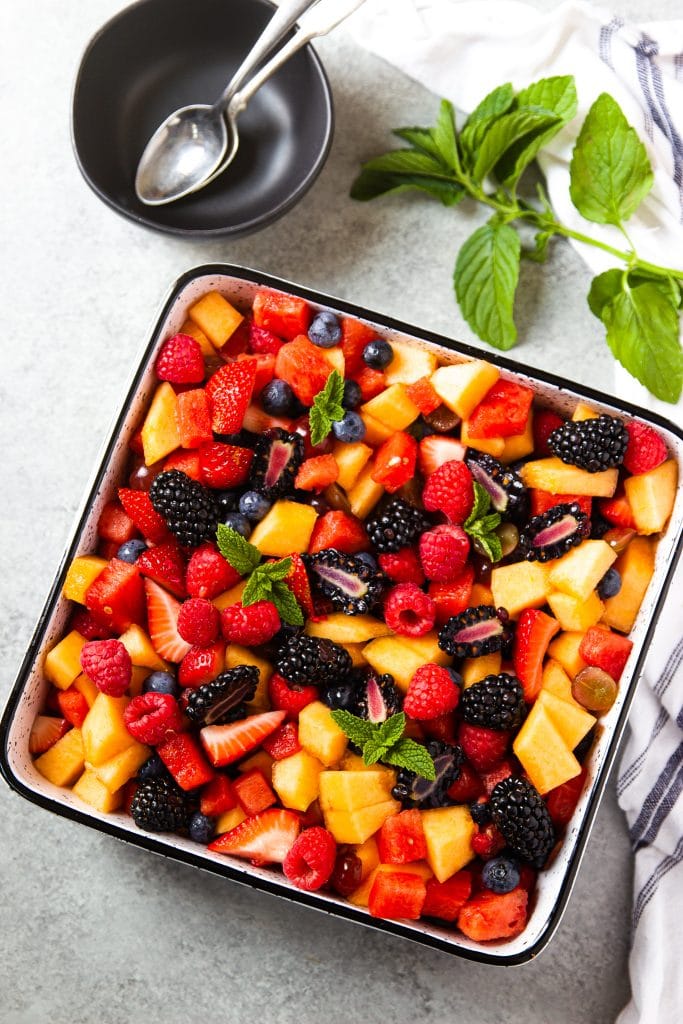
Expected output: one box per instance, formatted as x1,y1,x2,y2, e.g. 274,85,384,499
251,429,304,498
366,499,428,553
469,800,491,827
392,740,463,809
461,673,526,731
519,503,590,563
185,666,259,726
547,414,628,473
131,776,192,833
438,606,513,659
306,549,386,615
275,634,352,687
149,470,219,548
490,777,556,868
466,455,526,518
322,670,401,724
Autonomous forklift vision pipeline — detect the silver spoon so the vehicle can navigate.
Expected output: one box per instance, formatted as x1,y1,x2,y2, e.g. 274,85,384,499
135,0,324,206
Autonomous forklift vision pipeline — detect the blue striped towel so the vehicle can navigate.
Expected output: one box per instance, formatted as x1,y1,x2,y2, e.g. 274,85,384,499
346,2,683,1018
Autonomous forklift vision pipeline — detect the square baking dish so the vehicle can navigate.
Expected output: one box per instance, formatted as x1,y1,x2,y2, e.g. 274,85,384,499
3,263,682,965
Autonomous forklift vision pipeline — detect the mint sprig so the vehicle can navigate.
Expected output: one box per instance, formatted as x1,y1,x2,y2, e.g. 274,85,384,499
216,525,303,626
216,523,262,576
309,369,345,446
464,482,502,562
330,710,436,780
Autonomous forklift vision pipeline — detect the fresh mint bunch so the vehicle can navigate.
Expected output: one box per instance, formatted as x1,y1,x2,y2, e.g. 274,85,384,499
330,709,436,780
351,78,683,403
216,524,303,625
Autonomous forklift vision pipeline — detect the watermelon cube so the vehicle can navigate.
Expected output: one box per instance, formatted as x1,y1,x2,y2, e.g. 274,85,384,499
233,768,278,816
579,626,633,681
157,732,214,791
253,288,312,341
85,559,146,634
422,871,472,921
368,870,427,920
377,809,428,865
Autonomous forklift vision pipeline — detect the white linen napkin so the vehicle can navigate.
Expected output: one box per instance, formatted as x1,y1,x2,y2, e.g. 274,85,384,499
346,3,683,1020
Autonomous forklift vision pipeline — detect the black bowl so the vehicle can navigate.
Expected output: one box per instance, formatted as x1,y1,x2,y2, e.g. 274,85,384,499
72,0,334,237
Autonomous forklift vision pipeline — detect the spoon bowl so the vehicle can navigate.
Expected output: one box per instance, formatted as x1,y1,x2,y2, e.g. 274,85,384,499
135,105,228,205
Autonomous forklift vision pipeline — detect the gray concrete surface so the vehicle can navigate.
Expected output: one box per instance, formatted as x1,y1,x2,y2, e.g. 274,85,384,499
2,0,679,1020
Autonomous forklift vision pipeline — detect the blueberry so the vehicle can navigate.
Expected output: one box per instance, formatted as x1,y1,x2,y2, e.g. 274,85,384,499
469,800,491,827
363,339,393,369
239,490,272,522
342,379,362,410
332,411,366,443
597,567,622,599
189,811,216,844
308,311,342,348
447,668,464,690
355,552,378,571
481,856,520,895
116,539,147,563
137,753,166,781
222,512,251,538
143,671,179,697
262,378,296,416
321,680,358,711
215,489,238,515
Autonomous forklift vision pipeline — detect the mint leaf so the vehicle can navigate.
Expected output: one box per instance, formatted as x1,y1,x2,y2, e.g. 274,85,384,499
363,739,389,766
350,166,464,207
270,581,304,626
472,109,561,184
216,524,262,576
464,482,503,562
472,531,503,563
601,282,683,403
309,369,345,446
330,709,377,747
460,83,515,160
258,557,292,583
432,99,460,173
241,570,270,607
454,222,521,351
570,93,654,225
383,739,436,781
524,229,553,263
495,79,577,186
466,482,491,525
377,712,406,749
587,268,624,319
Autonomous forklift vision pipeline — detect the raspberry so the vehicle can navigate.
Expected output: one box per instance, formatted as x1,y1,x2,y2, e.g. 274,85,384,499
283,826,337,891
533,409,565,458
458,722,511,773
268,673,318,718
446,762,484,803
384,583,436,637
220,600,281,645
378,547,425,586
186,542,241,600
80,639,132,696
124,692,184,745
155,333,205,384
422,460,474,524
70,609,113,641
249,321,284,355
472,824,506,858
419,524,470,583
623,420,668,475
403,665,460,720
177,597,220,647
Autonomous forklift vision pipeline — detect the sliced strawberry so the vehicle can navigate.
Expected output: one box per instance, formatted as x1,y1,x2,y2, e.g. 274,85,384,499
198,441,253,489
205,359,257,433
97,501,137,545
118,488,171,544
307,510,369,555
418,435,467,477
252,288,312,341
599,488,636,529
274,335,332,406
261,721,302,760
233,768,277,816
86,558,146,634
29,715,70,755
340,316,377,375
405,377,441,416
530,490,592,518
351,366,385,402
200,774,238,816
144,578,192,662
178,640,225,688
545,767,587,828
242,404,294,434
176,389,213,449
157,732,214,790
467,379,533,439
428,563,475,626
162,450,202,480
533,409,565,458
208,807,301,864
57,688,90,729
285,553,316,619
513,608,560,702
137,540,187,598
237,352,276,395
200,710,287,767
371,432,418,493
295,454,339,492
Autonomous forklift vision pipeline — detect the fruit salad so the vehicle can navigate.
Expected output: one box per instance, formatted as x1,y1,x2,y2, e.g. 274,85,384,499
29,283,679,946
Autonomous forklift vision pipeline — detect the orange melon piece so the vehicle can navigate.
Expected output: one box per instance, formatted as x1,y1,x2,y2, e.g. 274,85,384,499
361,384,421,432
318,770,395,813
249,500,318,556
602,536,656,633
520,458,618,497
90,741,151,793
298,702,348,766
624,460,677,535
324,800,400,845
548,540,616,602
499,411,534,462
548,631,587,679
188,291,243,348
179,318,215,357
81,694,131,767
421,806,476,882
141,382,180,466
72,769,123,813
63,556,108,604
490,561,551,619
431,360,500,420
271,750,324,812
462,652,503,688
347,461,385,518
383,339,437,386
536,689,595,750
513,703,581,795
547,590,604,632
44,630,87,691
34,728,85,787
333,441,372,492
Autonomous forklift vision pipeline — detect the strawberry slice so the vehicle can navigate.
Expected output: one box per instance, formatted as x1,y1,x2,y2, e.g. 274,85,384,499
29,715,70,755
208,807,301,864
200,709,286,767
118,488,171,544
513,608,560,702
599,488,636,529
137,540,187,598
340,316,377,375
205,359,257,434
178,640,226,688
144,578,192,662
418,435,467,477
241,404,294,434
285,553,316,619
198,441,253,489
307,510,369,555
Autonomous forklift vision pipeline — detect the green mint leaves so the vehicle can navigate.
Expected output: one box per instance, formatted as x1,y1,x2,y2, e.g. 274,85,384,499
464,482,502,563
350,77,683,404
309,369,345,446
216,525,303,626
330,710,436,780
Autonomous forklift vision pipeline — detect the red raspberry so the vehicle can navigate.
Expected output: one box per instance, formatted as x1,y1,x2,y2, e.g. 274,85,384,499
177,597,220,647
446,763,485,803
220,600,281,645
378,547,425,586
472,824,506,858
124,692,183,745
79,639,132,696
422,460,474,524
155,333,205,384
249,321,284,355
458,722,510,773
623,420,668,475
186,542,241,600
70,609,113,641
283,826,337,891
404,665,460,720
384,583,436,637
481,759,516,795
419,524,470,583
533,409,565,458
268,673,318,718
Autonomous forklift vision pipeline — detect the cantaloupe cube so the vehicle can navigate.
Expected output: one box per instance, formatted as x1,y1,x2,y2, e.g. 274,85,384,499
541,660,578,706
421,806,476,882
383,339,438,386
62,556,108,604
362,637,428,692
360,414,393,446
73,673,99,707
333,441,372,492
129,666,150,697
179,318,215,356
399,632,452,667
250,500,318,556
224,644,272,708
549,540,616,602
353,835,380,880
347,462,384,519
305,614,391,645
431,360,500,419
324,800,400,845
34,727,84,787
272,750,324,811
81,694,131,766
318,770,395,812
461,652,502,687
213,580,248,610
470,582,494,606
499,412,534,463
513,703,581,794
298,702,348,766
460,418,505,457
547,590,604,632
361,384,421,432
216,806,247,834
44,630,87,690
572,402,599,421
320,346,345,377
90,741,151,793
340,753,395,780
141,382,180,466
548,632,587,679
72,769,123,813
348,860,431,907
602,536,656,633
520,458,618,497
346,643,368,667
490,561,551,619
237,750,274,782
119,624,169,671
536,689,595,750
188,291,244,348
624,460,677,535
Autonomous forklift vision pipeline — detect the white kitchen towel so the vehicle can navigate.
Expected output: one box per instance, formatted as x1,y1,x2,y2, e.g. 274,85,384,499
346,3,683,1022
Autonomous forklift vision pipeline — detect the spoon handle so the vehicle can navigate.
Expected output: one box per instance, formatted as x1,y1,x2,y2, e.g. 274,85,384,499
215,0,323,111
